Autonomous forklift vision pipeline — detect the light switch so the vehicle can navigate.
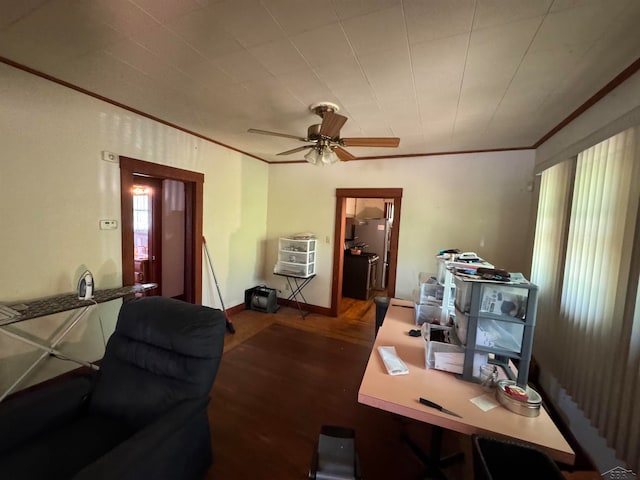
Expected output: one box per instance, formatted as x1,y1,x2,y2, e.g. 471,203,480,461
100,219,118,230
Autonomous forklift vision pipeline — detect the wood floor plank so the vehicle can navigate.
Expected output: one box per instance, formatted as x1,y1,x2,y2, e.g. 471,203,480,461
206,311,452,479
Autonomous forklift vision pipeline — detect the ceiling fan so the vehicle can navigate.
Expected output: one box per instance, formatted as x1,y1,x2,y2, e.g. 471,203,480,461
247,102,400,165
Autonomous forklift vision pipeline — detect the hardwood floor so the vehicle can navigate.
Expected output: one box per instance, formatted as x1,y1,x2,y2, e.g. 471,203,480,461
206,296,468,480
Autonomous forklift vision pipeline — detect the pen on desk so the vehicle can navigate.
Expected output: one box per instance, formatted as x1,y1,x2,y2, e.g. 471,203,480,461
391,304,413,309
419,397,463,418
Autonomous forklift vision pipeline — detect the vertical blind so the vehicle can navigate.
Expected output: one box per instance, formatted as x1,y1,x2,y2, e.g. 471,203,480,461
531,126,640,472
531,160,573,367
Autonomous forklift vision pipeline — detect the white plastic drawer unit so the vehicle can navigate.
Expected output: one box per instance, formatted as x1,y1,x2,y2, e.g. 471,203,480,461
279,238,316,253
276,237,316,278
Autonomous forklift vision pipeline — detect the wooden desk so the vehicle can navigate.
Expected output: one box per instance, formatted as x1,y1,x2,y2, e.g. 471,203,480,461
358,298,575,465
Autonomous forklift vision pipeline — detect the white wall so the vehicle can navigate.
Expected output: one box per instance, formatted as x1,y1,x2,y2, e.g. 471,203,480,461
0,64,269,392
265,150,536,307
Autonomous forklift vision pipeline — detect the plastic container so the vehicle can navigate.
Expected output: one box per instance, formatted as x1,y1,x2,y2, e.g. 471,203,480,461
476,318,524,353
421,323,465,373
414,303,442,326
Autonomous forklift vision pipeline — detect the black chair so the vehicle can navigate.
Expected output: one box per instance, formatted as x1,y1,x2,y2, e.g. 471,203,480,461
0,296,226,480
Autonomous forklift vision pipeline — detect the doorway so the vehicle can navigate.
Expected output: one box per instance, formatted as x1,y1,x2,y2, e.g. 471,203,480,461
131,177,162,295
120,157,204,304
331,188,403,317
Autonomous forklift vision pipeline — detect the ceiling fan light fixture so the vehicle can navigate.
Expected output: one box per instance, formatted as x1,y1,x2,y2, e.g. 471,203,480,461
321,147,338,165
304,148,320,165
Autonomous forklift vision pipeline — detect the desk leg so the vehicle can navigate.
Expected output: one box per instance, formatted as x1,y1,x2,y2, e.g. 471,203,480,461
0,306,100,402
402,426,465,480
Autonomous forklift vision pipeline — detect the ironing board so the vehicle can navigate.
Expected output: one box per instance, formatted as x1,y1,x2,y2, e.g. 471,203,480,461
0,283,157,402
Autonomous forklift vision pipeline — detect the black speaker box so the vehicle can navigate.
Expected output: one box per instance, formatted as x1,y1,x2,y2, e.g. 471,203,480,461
244,286,279,313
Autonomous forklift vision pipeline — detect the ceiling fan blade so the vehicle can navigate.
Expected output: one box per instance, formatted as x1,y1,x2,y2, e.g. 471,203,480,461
342,137,400,148
248,128,306,141
277,145,314,155
334,146,357,161
319,111,348,139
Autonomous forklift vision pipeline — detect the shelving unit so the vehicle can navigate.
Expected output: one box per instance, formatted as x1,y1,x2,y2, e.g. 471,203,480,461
455,277,538,387
275,237,316,278
431,254,538,388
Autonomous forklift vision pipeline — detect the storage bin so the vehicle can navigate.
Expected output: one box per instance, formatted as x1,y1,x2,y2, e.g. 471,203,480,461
455,278,529,319
278,250,315,264
415,303,442,326
476,318,524,354
454,276,472,312
274,261,315,278
415,282,444,305
279,237,316,253
421,323,487,375
454,308,468,345
422,323,464,373
479,285,528,319
436,259,449,284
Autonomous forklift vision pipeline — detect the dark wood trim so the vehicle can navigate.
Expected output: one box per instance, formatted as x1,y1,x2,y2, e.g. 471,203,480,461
331,188,403,317
336,188,403,198
533,56,640,148
277,299,332,317
119,157,204,304
120,163,135,289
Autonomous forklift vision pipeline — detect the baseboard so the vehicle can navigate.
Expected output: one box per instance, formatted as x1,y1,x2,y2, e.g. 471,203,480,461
276,298,331,316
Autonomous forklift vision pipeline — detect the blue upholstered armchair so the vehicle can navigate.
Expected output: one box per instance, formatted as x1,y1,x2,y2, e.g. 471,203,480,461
0,296,226,480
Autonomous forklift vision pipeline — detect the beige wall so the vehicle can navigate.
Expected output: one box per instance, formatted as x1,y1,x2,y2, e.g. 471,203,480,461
0,61,537,394
265,150,536,307
0,64,269,391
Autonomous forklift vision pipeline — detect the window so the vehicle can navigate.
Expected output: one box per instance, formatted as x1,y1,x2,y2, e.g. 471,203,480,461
531,126,640,472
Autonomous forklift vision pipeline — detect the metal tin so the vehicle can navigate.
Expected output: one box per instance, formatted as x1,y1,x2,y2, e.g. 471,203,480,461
495,380,542,417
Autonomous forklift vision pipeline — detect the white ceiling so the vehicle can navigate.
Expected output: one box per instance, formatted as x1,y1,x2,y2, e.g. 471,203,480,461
1,0,639,163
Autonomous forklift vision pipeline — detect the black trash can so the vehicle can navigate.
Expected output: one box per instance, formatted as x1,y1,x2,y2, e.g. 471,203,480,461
472,435,565,480
374,297,390,336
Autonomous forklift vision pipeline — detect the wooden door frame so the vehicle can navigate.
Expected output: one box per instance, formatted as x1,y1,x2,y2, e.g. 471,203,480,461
331,188,403,317
120,157,204,304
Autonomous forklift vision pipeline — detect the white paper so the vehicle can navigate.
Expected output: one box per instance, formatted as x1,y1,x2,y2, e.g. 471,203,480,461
377,346,409,375
470,394,499,412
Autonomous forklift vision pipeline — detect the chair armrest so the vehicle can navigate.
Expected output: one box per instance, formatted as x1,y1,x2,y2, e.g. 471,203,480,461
73,396,213,480
0,375,93,452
